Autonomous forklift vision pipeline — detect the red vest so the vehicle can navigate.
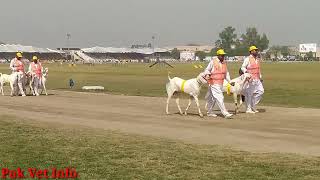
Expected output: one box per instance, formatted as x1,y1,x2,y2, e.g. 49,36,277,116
208,59,227,85
31,62,42,77
15,59,24,72
247,56,260,80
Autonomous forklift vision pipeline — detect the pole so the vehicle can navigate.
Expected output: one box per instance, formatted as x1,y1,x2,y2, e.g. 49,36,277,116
152,35,155,62
67,33,71,61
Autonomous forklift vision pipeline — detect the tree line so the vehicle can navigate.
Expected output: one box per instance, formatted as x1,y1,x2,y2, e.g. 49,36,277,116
171,26,270,60
171,26,318,61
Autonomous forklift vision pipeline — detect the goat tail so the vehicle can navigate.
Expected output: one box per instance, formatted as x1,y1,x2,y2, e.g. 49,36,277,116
0,73,2,77
167,71,172,80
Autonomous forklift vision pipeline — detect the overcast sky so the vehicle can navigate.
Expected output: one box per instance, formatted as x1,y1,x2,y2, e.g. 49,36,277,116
0,0,318,48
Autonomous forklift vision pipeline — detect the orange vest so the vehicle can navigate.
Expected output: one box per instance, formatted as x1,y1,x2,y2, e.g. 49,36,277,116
15,59,24,72
31,62,42,77
247,56,260,80
208,59,227,85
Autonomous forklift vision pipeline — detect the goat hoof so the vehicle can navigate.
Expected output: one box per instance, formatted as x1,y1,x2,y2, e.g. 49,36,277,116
184,112,188,116
199,114,204,118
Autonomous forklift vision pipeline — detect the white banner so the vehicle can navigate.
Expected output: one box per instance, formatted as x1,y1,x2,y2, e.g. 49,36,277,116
299,43,317,53
180,51,195,61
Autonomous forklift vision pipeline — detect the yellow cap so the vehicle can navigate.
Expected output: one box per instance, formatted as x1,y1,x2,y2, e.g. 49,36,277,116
249,46,259,52
216,49,227,56
16,52,23,58
32,56,38,60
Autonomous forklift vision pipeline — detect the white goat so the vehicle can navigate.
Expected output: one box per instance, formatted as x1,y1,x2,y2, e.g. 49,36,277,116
23,73,33,95
39,67,49,95
0,73,26,96
205,73,252,114
29,67,49,96
166,72,207,117
0,73,13,95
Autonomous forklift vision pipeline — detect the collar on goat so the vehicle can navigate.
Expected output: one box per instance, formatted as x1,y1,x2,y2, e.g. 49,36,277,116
196,78,202,85
226,83,232,96
196,75,206,85
181,80,187,92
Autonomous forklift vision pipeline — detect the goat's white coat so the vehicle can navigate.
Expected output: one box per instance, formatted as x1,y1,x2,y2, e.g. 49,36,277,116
0,73,13,95
0,72,26,96
166,73,207,117
33,67,49,96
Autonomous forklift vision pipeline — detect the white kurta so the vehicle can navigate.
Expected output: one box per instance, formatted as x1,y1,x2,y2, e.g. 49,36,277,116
241,55,264,110
28,62,43,96
204,60,231,116
9,58,26,96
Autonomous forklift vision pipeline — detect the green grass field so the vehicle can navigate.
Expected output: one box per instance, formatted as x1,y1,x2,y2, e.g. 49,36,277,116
1,62,319,108
1,117,320,180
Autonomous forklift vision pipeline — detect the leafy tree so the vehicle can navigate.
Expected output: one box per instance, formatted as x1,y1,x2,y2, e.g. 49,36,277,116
214,40,222,49
207,48,217,57
195,51,206,61
240,27,260,47
214,27,269,56
239,27,269,54
267,46,292,60
215,26,237,55
267,46,281,59
280,46,290,57
259,34,269,51
306,51,314,61
171,48,180,60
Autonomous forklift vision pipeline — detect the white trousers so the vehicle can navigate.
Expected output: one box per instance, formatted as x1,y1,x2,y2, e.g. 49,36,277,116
245,80,264,110
12,72,26,96
206,84,229,116
32,76,41,96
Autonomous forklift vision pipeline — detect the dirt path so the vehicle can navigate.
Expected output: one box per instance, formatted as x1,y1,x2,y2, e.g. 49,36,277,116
1,90,320,156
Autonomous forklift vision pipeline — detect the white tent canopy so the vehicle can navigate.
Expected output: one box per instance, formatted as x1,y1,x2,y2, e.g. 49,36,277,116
81,46,170,54
0,44,64,53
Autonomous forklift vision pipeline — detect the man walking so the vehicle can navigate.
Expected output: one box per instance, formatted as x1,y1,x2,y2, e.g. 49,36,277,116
241,46,264,113
28,56,43,96
9,52,26,96
204,49,233,118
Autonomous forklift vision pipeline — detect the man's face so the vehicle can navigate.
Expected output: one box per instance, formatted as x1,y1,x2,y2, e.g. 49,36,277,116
218,55,225,61
17,57,21,60
34,60,38,63
251,50,258,56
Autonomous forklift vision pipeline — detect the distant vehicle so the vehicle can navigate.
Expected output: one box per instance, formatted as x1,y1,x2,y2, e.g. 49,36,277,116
225,57,238,62
288,56,296,61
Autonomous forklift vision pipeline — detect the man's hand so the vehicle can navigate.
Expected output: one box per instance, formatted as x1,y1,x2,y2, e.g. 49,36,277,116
205,74,210,80
260,79,264,83
230,82,235,86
